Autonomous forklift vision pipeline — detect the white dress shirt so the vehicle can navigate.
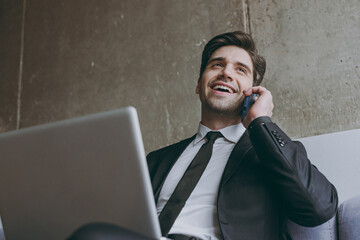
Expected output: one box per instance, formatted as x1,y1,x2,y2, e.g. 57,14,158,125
156,122,246,240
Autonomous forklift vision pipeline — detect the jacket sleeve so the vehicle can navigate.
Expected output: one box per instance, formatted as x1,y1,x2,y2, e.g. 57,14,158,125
247,116,338,227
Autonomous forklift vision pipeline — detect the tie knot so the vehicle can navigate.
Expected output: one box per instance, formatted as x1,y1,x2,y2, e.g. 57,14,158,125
206,131,223,142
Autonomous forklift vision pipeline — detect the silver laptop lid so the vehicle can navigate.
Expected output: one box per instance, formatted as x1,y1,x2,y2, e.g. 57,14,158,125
0,107,161,240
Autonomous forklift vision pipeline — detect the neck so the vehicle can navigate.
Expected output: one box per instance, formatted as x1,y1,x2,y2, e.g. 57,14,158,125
200,109,242,130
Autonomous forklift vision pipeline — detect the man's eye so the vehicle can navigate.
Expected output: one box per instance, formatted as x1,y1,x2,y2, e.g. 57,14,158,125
237,67,246,74
212,63,222,68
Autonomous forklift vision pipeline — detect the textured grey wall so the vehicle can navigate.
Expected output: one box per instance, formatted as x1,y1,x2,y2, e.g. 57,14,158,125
250,0,360,137
0,0,23,132
1,0,359,153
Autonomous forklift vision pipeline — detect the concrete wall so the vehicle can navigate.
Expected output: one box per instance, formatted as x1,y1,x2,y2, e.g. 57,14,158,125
1,0,359,153
250,0,360,138
0,0,245,153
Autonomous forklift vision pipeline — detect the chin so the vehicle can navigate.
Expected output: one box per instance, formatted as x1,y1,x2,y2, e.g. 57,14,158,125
205,100,241,115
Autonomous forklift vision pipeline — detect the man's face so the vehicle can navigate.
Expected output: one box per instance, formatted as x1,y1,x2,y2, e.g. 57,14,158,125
196,45,254,115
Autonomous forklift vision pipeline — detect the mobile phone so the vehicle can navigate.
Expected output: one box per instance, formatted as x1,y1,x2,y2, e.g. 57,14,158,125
241,94,258,121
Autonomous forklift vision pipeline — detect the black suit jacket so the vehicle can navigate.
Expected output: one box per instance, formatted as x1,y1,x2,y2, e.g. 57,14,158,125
147,117,338,240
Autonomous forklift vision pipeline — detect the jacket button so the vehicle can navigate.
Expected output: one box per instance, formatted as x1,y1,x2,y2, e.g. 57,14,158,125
271,130,278,136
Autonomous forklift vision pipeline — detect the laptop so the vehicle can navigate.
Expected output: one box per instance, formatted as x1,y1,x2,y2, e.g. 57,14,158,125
0,107,162,240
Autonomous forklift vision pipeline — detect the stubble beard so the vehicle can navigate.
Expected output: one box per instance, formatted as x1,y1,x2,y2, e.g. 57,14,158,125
203,93,243,117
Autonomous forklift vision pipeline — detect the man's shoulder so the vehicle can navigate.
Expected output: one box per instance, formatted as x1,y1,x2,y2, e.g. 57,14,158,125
146,135,196,173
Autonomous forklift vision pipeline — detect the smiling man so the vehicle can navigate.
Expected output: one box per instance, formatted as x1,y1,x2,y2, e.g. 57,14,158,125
69,31,338,240
195,45,271,130
146,31,338,240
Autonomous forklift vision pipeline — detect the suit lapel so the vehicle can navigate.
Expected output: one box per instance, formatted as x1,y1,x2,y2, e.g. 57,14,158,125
152,131,253,202
219,130,253,187
153,135,196,203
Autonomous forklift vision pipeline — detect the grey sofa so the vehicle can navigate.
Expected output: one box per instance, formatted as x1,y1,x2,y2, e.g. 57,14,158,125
287,194,360,239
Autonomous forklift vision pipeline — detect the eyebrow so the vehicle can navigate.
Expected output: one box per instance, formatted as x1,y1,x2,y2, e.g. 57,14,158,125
207,57,253,74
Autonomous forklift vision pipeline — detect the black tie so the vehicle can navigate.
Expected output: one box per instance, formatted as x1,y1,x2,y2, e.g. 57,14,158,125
158,131,223,236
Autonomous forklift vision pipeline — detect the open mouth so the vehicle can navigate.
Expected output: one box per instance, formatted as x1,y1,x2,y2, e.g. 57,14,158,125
210,83,237,94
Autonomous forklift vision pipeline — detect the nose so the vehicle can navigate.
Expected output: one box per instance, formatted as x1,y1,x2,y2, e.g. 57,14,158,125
220,64,234,81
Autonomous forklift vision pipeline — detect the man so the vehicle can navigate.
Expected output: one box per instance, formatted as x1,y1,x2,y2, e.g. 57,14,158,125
69,31,338,240
146,31,338,239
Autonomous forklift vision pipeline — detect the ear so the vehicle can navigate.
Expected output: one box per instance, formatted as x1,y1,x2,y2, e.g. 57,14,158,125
195,78,200,94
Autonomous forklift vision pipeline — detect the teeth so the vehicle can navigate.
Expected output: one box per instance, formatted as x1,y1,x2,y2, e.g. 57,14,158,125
213,85,234,93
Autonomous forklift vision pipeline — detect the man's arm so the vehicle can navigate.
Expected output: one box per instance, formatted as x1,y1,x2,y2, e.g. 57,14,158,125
248,116,338,226
242,86,338,226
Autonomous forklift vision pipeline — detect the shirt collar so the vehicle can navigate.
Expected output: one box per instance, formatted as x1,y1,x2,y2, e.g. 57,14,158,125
194,122,246,145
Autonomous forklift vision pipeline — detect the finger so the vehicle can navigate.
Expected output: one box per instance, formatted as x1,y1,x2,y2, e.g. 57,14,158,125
243,86,268,96
242,88,253,96
250,86,268,95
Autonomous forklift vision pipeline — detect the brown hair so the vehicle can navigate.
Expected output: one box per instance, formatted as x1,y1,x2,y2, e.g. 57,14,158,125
199,31,266,86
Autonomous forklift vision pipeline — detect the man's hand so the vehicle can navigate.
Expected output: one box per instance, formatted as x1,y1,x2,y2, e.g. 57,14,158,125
242,87,274,128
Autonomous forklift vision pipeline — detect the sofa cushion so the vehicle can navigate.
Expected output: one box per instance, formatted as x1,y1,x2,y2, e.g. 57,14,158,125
285,216,337,240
